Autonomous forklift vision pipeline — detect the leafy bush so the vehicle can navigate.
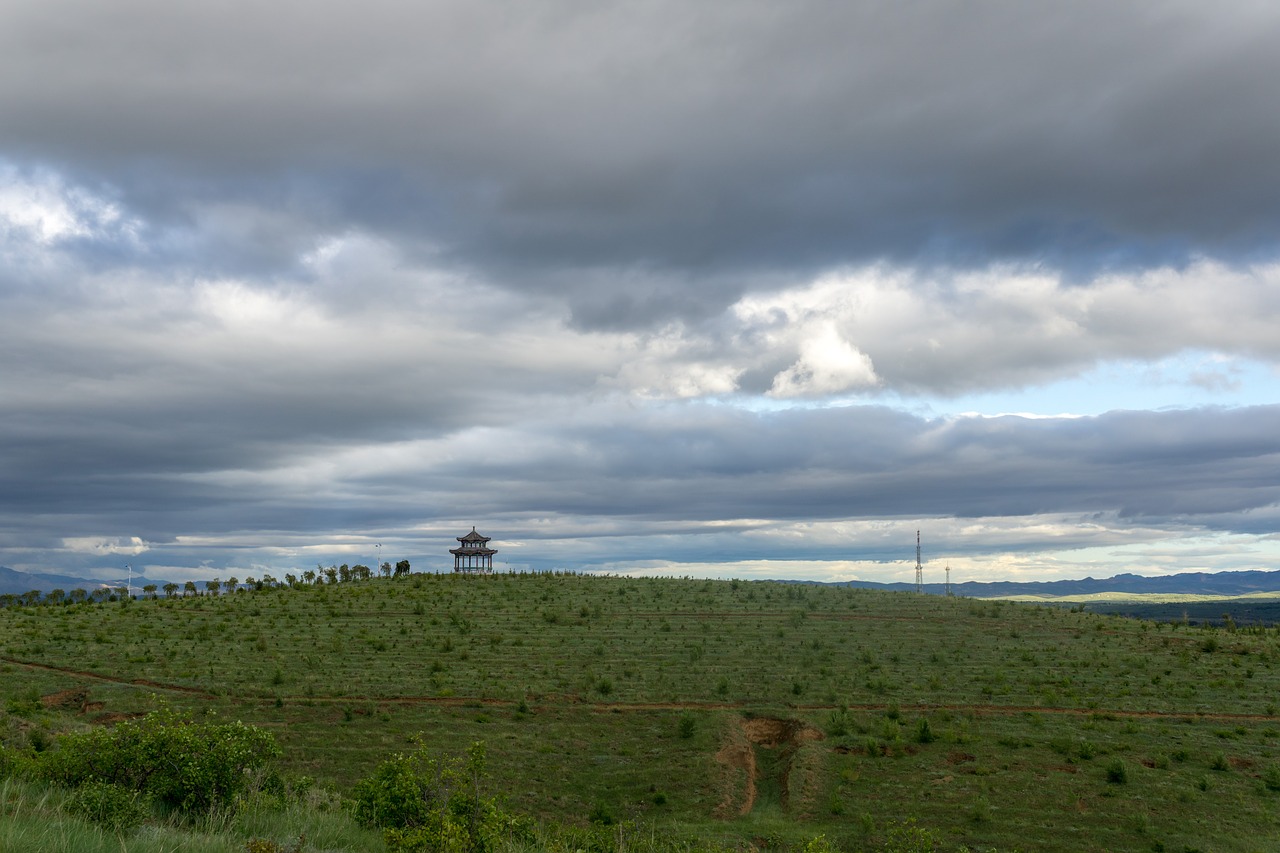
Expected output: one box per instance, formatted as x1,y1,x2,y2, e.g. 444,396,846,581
588,801,615,825
826,706,852,737
1105,759,1127,784
38,708,281,813
353,740,524,853
883,818,941,852
64,780,149,834
799,834,837,853
0,744,27,780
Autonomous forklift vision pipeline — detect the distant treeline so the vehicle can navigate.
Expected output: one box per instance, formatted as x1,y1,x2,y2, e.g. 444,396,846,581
0,560,414,606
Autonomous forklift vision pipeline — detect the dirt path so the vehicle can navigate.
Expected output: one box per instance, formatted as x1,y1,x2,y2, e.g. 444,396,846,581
714,717,825,818
6,653,1275,723
0,655,215,699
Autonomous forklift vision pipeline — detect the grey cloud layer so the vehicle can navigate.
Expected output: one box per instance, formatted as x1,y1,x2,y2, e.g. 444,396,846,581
3,1,1280,327
4,382,1277,555
4,1,1280,579
416,405,1280,523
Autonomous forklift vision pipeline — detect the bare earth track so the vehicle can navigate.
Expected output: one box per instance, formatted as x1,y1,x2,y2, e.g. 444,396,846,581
8,654,1275,724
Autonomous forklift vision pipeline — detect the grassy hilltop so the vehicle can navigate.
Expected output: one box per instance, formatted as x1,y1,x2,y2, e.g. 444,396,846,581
2,572,1280,852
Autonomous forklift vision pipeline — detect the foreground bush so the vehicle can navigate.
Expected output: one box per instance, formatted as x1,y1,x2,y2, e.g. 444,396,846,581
353,740,526,853
64,780,150,833
37,708,281,813
0,743,26,779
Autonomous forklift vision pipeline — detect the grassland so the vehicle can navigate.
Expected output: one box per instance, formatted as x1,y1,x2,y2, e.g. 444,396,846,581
996,591,1280,628
993,591,1280,604
3,572,1280,851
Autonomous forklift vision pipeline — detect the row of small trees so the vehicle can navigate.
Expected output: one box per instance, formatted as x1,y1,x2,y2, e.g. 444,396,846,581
0,559,414,607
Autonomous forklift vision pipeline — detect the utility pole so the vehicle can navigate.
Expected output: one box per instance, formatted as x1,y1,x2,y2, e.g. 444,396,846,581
915,530,923,594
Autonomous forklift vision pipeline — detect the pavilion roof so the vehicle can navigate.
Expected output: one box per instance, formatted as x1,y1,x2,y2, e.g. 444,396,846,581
457,526,491,544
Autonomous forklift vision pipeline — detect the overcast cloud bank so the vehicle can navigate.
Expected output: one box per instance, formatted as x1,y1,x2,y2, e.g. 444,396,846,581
2,1,1279,582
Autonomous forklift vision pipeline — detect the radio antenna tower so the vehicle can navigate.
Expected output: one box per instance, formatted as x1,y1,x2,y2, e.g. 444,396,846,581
915,530,923,593
945,563,951,596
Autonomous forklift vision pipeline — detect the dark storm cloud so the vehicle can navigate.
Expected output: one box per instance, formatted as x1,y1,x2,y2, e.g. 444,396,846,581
15,393,1272,534
4,378,1277,576
3,1,1280,326
410,405,1280,526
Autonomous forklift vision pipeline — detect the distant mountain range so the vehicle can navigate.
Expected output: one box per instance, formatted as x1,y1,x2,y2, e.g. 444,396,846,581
833,569,1280,598
4,564,1280,599
0,565,176,596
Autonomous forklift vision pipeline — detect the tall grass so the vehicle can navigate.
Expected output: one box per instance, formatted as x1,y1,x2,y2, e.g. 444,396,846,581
0,776,383,853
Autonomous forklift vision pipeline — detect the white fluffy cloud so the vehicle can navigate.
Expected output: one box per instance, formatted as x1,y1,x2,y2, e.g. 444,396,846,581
767,323,879,397
61,537,151,557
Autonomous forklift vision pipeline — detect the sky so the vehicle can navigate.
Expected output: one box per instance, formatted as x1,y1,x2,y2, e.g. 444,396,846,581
3,1,1280,585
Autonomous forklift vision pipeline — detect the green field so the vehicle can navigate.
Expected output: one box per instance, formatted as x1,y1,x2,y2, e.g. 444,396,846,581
992,591,1280,628
992,591,1280,604
3,573,1280,851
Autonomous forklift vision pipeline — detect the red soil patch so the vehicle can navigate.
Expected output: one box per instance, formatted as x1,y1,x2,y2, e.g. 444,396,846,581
714,717,824,818
741,717,824,748
40,688,88,712
714,730,756,818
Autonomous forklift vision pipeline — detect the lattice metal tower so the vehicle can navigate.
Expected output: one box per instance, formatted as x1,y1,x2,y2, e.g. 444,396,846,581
945,563,951,596
915,530,923,593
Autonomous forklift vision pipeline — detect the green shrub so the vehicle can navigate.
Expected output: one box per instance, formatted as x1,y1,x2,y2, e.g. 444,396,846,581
883,818,941,852
799,834,837,853
677,713,696,739
826,706,852,737
0,745,26,780
353,740,522,853
38,707,280,813
1105,759,1128,784
63,780,149,834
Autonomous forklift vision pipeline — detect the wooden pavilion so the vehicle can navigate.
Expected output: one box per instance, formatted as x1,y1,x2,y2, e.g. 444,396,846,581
450,527,496,574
